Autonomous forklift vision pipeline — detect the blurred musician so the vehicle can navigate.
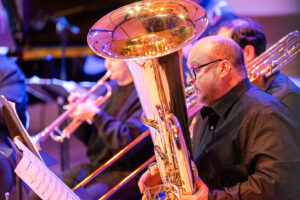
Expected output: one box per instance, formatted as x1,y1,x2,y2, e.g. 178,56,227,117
138,35,300,199
213,17,300,124
62,58,152,200
0,54,28,199
0,1,29,199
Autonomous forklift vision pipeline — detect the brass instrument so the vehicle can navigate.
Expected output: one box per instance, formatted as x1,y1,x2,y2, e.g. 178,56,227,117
31,71,112,144
185,85,202,118
247,30,300,82
87,0,207,199
185,85,197,110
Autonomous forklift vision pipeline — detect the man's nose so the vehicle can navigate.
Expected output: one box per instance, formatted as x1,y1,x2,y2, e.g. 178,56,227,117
186,74,195,85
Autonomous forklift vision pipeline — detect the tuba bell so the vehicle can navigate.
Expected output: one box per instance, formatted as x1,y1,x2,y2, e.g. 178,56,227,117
87,0,207,198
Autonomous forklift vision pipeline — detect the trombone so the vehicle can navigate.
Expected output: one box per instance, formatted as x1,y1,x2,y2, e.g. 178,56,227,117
247,30,300,82
31,70,112,145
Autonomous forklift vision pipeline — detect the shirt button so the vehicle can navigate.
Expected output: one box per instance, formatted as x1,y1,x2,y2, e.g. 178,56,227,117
205,149,208,153
210,126,214,130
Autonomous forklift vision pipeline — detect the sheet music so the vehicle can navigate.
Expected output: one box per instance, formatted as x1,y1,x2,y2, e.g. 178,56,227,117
14,138,80,200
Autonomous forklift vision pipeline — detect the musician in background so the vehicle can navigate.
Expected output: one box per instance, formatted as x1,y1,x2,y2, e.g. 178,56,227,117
212,17,300,124
0,54,28,199
62,58,152,200
138,35,300,199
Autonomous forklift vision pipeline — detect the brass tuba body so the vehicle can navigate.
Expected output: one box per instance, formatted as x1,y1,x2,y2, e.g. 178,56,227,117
87,0,207,198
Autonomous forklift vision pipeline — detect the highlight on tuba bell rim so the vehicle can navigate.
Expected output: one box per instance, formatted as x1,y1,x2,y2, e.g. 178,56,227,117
87,0,208,198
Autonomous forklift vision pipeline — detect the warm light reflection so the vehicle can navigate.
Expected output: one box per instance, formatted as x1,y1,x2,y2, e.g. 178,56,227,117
134,5,141,11
178,13,185,19
111,25,194,58
157,14,167,17
128,10,134,14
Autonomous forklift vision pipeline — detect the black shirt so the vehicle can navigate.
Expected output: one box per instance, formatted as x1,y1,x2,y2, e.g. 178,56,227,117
266,71,300,125
75,83,152,171
192,79,300,199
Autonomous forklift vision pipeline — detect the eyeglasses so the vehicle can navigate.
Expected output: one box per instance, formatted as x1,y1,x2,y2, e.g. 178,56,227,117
187,59,223,81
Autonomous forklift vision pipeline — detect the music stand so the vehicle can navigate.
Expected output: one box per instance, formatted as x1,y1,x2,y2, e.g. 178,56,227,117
0,95,43,200
0,95,41,160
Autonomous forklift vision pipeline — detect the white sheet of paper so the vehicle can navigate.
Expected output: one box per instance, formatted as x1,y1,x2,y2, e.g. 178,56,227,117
14,138,80,200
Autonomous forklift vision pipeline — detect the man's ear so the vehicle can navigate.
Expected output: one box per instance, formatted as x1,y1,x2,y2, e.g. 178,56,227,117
219,60,231,78
243,45,256,65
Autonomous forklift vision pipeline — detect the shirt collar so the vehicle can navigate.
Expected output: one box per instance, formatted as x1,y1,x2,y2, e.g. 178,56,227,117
201,78,252,119
200,106,216,119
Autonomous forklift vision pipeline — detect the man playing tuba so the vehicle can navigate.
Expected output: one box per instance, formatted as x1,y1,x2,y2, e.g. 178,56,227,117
139,35,300,200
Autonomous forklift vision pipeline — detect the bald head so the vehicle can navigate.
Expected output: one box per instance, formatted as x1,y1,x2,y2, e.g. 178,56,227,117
188,35,246,76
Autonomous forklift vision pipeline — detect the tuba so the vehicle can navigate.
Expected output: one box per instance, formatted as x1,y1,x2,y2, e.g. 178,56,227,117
87,0,207,198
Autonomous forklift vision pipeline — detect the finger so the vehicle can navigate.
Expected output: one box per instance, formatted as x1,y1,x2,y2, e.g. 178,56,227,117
69,109,81,120
68,92,82,103
87,118,93,124
194,176,209,198
141,194,147,200
195,176,202,188
149,164,159,176
180,195,196,200
138,170,150,194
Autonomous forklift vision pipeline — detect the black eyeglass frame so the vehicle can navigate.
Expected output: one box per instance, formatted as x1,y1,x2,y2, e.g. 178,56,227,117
187,59,224,80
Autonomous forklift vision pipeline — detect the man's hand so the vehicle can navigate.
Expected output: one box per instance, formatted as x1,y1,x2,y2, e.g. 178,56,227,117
138,164,162,199
67,92,100,124
251,74,269,91
180,176,209,200
70,99,100,124
138,164,209,200
67,92,82,103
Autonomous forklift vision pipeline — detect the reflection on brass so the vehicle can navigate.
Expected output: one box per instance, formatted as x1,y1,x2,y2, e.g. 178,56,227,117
248,30,300,82
112,25,193,57
87,0,207,60
141,114,159,130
